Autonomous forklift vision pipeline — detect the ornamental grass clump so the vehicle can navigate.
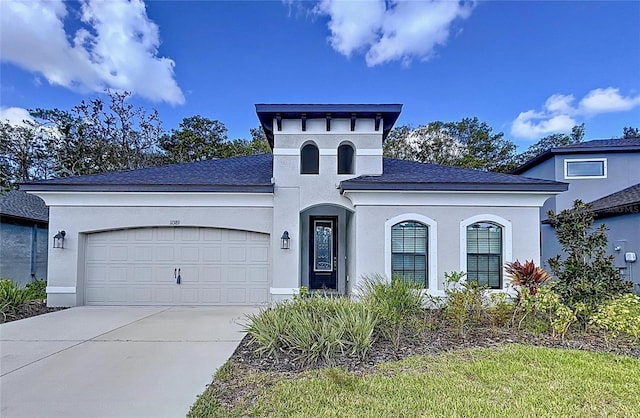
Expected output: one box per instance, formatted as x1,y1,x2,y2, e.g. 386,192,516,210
359,274,424,348
244,290,377,364
0,279,28,319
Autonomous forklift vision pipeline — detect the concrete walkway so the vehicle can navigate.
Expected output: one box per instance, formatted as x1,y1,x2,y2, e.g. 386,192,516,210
1,306,257,418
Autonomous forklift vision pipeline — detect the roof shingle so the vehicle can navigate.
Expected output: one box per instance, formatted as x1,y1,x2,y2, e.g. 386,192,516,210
588,183,640,219
0,190,49,222
20,154,274,192
20,154,567,194
341,159,567,192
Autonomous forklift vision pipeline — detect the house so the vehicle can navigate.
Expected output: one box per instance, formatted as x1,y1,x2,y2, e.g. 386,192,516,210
0,189,49,285
513,138,640,291
21,104,567,307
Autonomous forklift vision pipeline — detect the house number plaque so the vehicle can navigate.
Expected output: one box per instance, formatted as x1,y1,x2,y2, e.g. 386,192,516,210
170,220,181,226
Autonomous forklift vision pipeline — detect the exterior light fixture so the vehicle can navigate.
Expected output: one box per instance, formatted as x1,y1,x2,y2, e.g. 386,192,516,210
53,230,66,249
280,231,291,250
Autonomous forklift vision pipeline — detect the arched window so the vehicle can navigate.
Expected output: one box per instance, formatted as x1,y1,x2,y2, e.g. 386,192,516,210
300,143,319,174
466,222,503,289
337,143,355,174
391,221,428,287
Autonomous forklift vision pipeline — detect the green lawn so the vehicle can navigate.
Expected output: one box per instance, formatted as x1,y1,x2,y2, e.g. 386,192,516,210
189,344,640,418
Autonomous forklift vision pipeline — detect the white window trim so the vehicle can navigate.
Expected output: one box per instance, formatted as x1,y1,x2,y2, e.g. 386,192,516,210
564,158,607,179
385,214,438,290
459,214,512,290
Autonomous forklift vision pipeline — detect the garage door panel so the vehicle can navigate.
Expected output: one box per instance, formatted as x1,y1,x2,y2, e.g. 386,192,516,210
181,228,200,241
85,227,270,305
107,266,128,283
203,247,222,262
201,288,222,303
108,246,128,262
228,247,246,262
226,288,248,304
134,246,153,261
249,288,269,304
201,266,222,282
203,229,222,241
180,247,200,262
133,266,153,282
228,230,247,241
250,247,269,262
156,246,175,261
226,267,247,283
157,229,175,241
130,287,153,303
247,267,269,283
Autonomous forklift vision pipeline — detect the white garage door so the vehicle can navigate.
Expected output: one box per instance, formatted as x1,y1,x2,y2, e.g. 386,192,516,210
84,227,270,305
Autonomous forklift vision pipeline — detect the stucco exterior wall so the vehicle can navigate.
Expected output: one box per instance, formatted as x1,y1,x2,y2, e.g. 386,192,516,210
0,219,48,285
350,204,541,295
270,116,384,298
596,214,640,293
552,152,640,212
44,202,273,306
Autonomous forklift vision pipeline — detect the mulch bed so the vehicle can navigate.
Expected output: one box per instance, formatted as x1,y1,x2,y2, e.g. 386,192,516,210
231,317,640,376
0,300,66,324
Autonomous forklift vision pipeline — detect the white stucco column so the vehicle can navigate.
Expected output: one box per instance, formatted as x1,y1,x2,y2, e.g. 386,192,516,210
270,186,301,302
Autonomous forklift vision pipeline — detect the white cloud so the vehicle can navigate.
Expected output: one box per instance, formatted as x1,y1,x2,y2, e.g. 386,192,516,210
511,111,577,140
511,87,640,139
579,87,640,115
312,0,475,66
0,107,34,126
0,0,184,105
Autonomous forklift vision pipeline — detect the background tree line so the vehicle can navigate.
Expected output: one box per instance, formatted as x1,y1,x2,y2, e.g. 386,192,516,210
1,90,638,190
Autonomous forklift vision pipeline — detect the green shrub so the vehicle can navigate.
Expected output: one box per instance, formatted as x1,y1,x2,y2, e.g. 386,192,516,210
442,272,489,337
0,279,29,319
24,279,47,300
590,293,640,341
359,274,424,348
513,284,579,338
244,293,377,364
488,292,514,327
547,201,632,325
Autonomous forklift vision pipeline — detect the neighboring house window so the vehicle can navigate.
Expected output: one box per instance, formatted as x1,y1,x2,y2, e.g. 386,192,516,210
391,221,428,287
300,143,319,174
337,143,355,174
564,158,607,179
466,222,502,289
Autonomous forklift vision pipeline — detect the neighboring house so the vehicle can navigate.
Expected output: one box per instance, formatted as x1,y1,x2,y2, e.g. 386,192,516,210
22,104,566,307
514,138,640,291
0,190,49,285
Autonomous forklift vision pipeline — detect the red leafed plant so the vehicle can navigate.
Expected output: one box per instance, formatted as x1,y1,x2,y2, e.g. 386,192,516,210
504,259,551,296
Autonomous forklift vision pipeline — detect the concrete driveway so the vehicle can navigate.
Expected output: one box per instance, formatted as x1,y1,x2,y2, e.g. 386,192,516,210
1,306,257,418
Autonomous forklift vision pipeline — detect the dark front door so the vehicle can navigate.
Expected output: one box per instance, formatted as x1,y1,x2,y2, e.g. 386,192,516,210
309,216,338,290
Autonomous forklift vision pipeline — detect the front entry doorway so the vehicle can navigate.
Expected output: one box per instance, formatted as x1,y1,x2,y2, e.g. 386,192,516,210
309,216,338,290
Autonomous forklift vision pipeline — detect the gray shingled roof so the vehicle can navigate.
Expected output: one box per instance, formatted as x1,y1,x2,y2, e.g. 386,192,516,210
513,138,640,174
588,183,640,219
341,159,568,192
0,190,49,222
20,154,567,194
20,154,274,192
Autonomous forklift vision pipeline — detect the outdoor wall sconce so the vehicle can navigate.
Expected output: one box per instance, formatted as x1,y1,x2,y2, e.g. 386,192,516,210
53,230,66,249
280,231,291,250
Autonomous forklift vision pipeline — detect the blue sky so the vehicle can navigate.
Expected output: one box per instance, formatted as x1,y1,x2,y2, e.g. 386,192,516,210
1,0,639,150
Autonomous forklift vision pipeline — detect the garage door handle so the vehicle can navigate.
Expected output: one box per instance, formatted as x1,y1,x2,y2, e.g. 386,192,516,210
175,268,181,285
